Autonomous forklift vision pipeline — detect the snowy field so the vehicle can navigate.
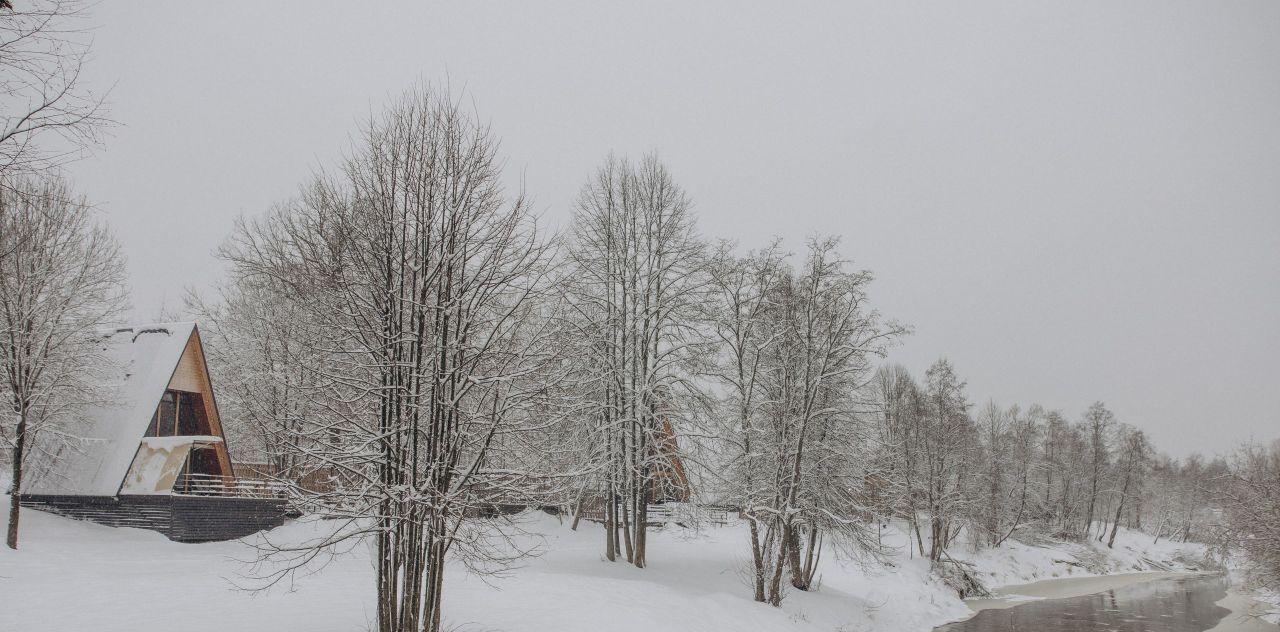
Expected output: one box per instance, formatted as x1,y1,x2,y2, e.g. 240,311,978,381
0,507,1215,632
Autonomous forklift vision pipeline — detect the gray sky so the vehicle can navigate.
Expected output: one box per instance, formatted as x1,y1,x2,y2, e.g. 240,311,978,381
64,1,1279,458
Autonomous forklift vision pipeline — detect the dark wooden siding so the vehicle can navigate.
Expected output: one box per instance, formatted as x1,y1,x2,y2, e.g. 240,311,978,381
20,494,288,542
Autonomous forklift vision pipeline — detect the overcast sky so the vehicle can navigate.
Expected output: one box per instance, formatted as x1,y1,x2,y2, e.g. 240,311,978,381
62,1,1279,458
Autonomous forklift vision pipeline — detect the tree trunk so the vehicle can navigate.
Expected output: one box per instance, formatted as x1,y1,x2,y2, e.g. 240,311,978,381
786,524,808,590
929,513,944,562
7,405,28,550
767,525,788,605
605,478,617,561
634,464,648,569
748,518,766,602
620,486,634,563
801,526,821,587
1107,480,1129,549
911,515,926,559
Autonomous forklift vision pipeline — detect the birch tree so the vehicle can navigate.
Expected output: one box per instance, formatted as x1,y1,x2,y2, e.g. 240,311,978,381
0,174,127,549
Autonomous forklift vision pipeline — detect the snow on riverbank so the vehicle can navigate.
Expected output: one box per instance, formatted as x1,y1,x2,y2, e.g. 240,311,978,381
1210,587,1280,632
0,506,1216,632
1207,568,1280,632
965,572,1200,611
957,524,1211,591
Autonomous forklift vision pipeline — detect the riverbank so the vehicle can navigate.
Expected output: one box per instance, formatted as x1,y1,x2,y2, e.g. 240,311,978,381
959,571,1280,631
1208,571,1280,632
942,574,1241,632
965,571,1200,611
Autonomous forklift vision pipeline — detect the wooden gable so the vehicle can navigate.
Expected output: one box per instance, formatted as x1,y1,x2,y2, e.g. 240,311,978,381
163,328,235,478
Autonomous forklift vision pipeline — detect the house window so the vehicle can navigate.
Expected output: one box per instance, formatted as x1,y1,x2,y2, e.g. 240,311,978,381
145,390,209,437
178,392,201,435
150,391,177,436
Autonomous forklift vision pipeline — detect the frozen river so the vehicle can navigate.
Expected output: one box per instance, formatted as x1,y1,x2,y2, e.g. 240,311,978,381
936,575,1232,632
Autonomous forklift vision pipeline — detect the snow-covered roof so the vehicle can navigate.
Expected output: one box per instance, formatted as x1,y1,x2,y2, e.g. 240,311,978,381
24,322,200,496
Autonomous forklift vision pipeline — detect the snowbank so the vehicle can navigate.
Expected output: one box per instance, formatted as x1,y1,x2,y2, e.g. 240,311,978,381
1209,587,1280,632
958,525,1211,590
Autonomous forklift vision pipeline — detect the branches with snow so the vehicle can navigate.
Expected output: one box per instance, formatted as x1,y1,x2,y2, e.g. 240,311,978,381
0,0,112,177
0,174,127,549
218,84,567,632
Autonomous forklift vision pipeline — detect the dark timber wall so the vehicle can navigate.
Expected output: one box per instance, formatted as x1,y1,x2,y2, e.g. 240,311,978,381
21,494,288,542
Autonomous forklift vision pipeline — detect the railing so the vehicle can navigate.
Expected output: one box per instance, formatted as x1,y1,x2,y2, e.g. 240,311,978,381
578,502,738,527
172,473,288,499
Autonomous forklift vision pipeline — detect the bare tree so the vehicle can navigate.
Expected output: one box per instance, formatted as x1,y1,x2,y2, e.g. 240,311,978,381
0,174,127,549
705,240,785,601
871,364,931,557
1040,410,1068,523
221,85,561,632
977,400,1008,546
738,238,903,604
1082,401,1114,538
920,358,975,563
1215,441,1280,591
0,0,110,177
563,154,707,569
998,404,1042,546
976,403,1043,547
1106,425,1147,548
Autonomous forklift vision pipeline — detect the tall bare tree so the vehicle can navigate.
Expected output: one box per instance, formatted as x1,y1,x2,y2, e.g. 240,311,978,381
714,238,902,604
705,240,785,601
0,174,126,549
871,364,931,557
1106,425,1147,548
977,401,1008,546
564,153,707,569
999,404,1042,546
222,85,561,632
1041,410,1067,522
920,358,975,563
1082,401,1114,538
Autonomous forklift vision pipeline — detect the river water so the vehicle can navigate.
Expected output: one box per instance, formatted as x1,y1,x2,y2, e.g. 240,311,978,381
935,575,1231,632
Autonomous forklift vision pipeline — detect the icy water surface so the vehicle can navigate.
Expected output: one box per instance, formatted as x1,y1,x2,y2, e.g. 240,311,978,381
935,575,1230,632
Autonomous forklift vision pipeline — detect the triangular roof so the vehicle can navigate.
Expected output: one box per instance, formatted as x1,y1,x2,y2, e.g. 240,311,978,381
24,322,217,496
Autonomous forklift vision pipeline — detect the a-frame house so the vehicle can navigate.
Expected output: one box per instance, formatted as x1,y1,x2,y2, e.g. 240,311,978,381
21,322,288,542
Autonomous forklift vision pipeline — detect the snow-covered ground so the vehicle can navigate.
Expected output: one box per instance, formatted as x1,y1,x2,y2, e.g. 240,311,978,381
1206,567,1280,632
1209,585,1280,632
0,506,1222,632
961,525,1211,590
1260,591,1280,625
